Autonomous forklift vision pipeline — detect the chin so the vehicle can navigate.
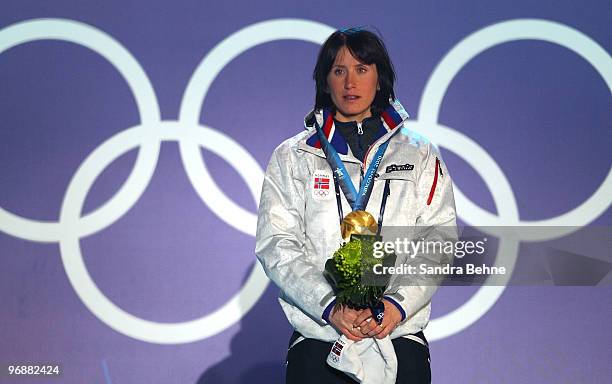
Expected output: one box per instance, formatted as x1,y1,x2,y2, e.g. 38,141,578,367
338,106,369,119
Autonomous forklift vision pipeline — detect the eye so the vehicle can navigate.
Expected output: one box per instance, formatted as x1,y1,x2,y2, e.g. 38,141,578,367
333,68,345,76
357,66,368,73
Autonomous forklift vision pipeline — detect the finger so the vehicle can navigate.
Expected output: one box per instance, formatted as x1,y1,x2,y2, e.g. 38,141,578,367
358,317,374,328
366,323,384,337
348,325,366,340
339,309,359,324
374,322,396,339
364,321,382,337
374,328,389,339
376,321,396,339
359,325,372,336
359,319,376,335
343,332,362,342
342,327,363,342
353,309,373,325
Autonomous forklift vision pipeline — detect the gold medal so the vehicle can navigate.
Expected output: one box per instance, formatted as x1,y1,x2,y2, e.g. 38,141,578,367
340,210,378,241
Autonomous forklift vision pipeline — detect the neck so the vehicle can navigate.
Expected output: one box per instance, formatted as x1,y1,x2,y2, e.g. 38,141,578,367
334,109,372,123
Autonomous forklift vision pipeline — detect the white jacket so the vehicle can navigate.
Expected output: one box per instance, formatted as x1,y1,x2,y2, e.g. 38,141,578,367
255,99,457,342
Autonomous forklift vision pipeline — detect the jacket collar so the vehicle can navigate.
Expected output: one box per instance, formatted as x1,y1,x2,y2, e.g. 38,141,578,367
300,99,410,160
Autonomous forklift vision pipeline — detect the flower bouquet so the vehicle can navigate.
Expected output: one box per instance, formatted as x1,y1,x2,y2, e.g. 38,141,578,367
323,234,396,318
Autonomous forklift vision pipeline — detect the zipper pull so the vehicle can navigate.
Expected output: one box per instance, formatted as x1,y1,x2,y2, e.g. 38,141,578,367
357,121,363,135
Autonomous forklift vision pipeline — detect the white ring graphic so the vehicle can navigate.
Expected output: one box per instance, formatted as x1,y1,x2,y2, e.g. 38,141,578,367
0,18,334,344
178,19,334,236
0,18,609,344
59,123,269,344
0,19,161,242
414,19,611,340
418,19,612,236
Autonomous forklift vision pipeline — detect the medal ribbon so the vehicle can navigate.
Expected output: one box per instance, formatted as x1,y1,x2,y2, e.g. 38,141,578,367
315,119,392,212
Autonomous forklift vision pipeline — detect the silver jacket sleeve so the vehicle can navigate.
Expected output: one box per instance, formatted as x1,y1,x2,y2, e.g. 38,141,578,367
255,142,335,325
384,144,458,322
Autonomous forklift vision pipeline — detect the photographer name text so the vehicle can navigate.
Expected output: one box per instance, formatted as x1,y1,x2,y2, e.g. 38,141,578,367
373,263,506,276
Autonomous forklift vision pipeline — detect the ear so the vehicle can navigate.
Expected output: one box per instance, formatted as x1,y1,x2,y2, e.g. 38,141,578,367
376,83,381,91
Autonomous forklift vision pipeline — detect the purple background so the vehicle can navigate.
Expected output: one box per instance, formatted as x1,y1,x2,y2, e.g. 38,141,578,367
1,1,610,383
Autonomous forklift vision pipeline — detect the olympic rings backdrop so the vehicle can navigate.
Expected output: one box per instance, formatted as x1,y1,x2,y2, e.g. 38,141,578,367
1,1,610,383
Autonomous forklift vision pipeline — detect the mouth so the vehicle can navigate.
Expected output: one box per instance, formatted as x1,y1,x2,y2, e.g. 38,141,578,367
343,95,360,101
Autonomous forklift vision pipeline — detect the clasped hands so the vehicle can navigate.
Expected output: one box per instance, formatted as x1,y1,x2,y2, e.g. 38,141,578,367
329,299,402,342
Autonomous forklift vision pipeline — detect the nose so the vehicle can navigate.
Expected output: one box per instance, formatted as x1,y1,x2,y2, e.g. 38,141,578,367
344,70,356,89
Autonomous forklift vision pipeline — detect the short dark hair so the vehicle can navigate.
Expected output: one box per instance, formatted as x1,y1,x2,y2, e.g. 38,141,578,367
313,27,396,112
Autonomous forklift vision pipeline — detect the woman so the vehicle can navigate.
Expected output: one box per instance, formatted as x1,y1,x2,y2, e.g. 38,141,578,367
255,27,457,383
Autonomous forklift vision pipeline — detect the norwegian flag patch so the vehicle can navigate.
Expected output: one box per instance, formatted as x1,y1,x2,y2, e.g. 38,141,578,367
327,338,346,366
312,170,333,201
332,341,344,356
314,177,330,190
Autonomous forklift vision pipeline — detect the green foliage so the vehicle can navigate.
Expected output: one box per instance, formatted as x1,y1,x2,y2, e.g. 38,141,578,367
323,235,395,309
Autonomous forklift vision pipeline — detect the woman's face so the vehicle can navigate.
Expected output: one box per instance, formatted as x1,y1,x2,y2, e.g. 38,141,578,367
326,46,379,123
